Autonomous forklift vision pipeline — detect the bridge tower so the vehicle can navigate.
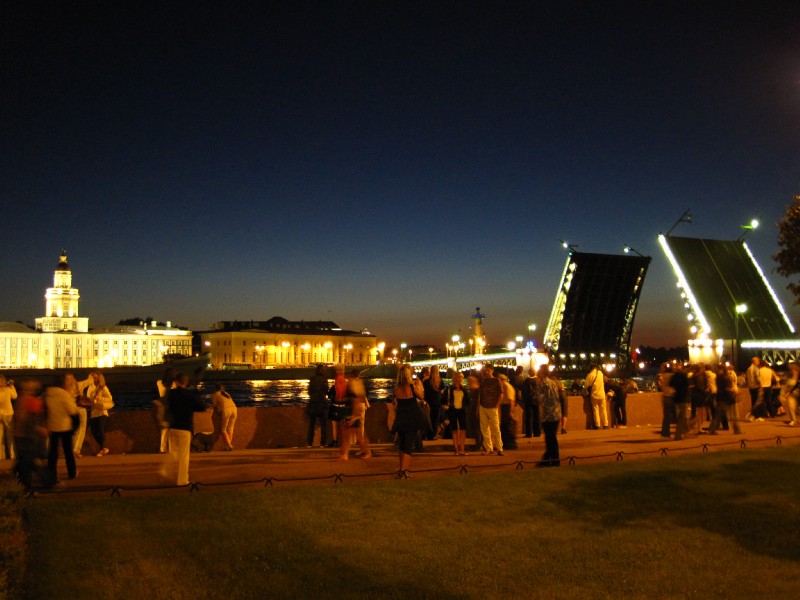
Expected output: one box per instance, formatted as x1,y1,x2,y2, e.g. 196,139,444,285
471,307,486,355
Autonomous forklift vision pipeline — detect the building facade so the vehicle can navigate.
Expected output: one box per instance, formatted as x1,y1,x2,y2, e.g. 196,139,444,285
200,318,380,369
0,252,191,369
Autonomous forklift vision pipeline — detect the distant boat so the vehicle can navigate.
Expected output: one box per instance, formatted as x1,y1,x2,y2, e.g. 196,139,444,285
1,354,210,393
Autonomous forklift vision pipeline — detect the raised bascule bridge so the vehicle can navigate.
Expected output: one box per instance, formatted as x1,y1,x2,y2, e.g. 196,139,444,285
658,234,797,370
407,228,797,376
409,250,653,376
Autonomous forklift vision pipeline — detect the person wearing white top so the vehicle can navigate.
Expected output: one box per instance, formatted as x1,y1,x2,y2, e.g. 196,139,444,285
585,364,608,429
44,373,79,481
0,375,18,460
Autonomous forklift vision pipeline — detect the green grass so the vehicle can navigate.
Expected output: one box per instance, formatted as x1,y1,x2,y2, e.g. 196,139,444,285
0,474,27,600
15,447,800,599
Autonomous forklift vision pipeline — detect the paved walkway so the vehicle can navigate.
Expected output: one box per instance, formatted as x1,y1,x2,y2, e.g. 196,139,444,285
11,418,800,497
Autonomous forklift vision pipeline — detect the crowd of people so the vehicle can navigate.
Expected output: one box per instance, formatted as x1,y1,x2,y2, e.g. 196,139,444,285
4,354,799,490
657,356,799,440
0,370,115,492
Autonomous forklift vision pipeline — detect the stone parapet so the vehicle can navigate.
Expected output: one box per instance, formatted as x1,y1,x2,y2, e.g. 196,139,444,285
76,391,749,455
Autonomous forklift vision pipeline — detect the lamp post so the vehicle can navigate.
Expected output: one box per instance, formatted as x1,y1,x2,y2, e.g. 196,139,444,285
665,208,692,236
735,303,747,369
623,245,645,257
559,239,578,253
737,218,759,241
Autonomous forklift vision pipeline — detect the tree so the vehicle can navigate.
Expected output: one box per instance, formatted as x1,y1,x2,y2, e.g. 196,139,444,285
773,194,800,304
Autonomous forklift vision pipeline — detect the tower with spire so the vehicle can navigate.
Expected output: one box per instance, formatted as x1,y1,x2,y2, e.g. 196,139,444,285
35,250,89,333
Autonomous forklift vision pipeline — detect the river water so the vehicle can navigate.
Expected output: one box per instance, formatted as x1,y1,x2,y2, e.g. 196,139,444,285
114,378,397,411
113,374,659,411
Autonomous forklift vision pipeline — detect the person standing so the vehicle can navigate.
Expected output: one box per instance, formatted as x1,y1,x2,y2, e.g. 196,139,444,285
537,364,562,467
744,356,761,419
0,375,17,460
44,373,80,483
12,380,46,493
779,362,800,426
306,365,329,447
154,368,176,453
443,371,470,456
391,364,424,477
212,384,237,451
478,363,504,456
338,369,371,460
585,364,608,429
70,374,91,458
327,365,348,448
497,373,518,450
83,372,113,456
659,363,675,438
521,368,542,437
708,364,742,435
163,373,207,486
758,361,779,418
551,371,569,434
671,363,691,440
424,367,444,440
605,380,627,428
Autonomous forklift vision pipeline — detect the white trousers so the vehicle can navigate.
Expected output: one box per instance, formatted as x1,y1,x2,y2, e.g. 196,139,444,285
165,429,192,486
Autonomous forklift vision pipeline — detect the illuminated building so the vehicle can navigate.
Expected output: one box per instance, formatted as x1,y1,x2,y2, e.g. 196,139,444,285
0,252,191,368
200,318,379,368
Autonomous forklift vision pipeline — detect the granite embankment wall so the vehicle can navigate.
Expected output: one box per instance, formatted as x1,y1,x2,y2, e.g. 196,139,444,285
78,391,749,455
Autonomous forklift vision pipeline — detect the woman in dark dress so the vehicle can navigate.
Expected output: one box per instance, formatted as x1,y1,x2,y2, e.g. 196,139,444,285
392,364,424,477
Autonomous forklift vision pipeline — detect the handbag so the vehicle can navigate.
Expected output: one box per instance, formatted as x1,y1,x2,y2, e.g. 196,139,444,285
76,394,92,408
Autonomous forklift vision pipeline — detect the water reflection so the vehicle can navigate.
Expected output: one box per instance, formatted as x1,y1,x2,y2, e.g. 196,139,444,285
115,378,396,411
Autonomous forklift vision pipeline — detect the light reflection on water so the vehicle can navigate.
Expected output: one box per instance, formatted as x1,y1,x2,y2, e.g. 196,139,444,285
115,378,396,411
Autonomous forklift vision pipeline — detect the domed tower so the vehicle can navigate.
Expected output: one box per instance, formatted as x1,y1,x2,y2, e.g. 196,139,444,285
35,251,89,332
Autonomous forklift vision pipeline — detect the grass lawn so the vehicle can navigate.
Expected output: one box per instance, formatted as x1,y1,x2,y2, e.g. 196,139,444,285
16,446,800,599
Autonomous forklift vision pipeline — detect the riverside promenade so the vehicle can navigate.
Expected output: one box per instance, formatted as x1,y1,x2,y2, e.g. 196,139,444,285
21,417,800,497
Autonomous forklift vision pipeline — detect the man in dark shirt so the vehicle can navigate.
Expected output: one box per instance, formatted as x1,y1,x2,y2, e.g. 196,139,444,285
670,364,691,441
478,364,505,456
306,365,329,447
164,373,206,485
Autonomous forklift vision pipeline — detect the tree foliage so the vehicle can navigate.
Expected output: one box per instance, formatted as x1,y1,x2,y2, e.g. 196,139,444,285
773,195,800,304
117,317,153,326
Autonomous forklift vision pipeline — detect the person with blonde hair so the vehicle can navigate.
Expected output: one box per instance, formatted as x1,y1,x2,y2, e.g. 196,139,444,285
212,384,237,451
85,372,113,456
442,371,470,456
0,375,17,460
391,364,424,476
338,369,371,460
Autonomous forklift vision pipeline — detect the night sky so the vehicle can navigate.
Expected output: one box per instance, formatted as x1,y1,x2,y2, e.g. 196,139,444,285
3,1,800,349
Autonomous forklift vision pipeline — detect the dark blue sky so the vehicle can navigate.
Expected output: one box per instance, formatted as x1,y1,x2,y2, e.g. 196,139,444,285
2,1,800,348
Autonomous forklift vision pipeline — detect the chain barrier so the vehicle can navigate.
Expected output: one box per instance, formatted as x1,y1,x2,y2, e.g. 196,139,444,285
32,432,800,497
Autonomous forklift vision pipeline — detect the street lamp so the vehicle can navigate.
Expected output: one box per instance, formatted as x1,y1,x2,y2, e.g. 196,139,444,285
734,303,747,368
623,245,645,257
665,208,692,236
737,218,759,241
428,347,434,360
559,239,578,253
